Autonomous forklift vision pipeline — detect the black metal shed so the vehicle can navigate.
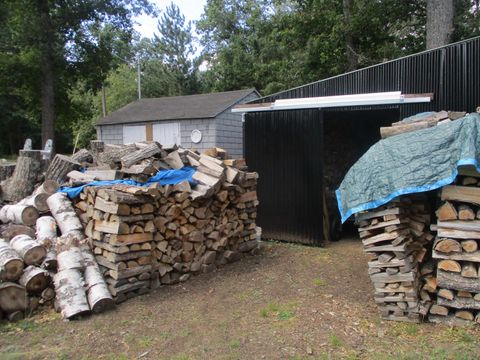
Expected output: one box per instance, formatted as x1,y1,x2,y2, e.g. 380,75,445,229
243,36,480,246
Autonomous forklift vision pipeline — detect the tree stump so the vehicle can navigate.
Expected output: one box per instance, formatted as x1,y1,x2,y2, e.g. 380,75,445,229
10,234,46,265
19,266,50,294
72,149,93,164
0,240,24,281
1,150,42,202
45,154,80,184
0,205,39,226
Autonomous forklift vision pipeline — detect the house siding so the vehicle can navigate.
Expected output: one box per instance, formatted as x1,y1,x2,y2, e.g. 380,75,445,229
214,91,259,158
97,124,123,145
180,118,216,153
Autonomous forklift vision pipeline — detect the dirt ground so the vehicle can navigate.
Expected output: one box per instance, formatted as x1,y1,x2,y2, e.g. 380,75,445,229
1,238,480,360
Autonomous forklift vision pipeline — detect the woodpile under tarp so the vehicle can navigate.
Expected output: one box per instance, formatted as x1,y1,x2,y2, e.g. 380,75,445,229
0,139,260,322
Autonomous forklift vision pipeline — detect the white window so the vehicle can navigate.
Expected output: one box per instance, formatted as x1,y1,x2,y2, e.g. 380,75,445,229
152,122,181,147
123,125,146,144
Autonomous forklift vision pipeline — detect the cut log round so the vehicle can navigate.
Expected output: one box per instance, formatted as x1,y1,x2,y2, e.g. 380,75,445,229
10,234,47,266
0,224,35,241
0,205,39,226
455,310,474,321
45,154,81,184
8,310,24,322
47,193,83,236
461,240,478,253
436,202,458,221
0,240,24,281
437,288,454,300
0,282,28,313
34,180,60,195
461,262,478,278
19,266,50,294
434,238,462,254
438,260,462,273
458,205,475,220
18,193,50,213
41,287,55,301
53,269,90,319
36,216,57,247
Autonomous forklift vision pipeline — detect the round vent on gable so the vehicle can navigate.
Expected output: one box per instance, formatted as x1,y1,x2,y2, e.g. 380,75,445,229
190,129,202,144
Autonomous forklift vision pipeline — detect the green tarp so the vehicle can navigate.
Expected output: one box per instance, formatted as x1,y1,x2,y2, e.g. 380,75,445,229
336,113,480,223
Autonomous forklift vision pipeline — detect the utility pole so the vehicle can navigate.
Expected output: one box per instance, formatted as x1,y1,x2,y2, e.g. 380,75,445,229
137,61,142,100
101,85,107,116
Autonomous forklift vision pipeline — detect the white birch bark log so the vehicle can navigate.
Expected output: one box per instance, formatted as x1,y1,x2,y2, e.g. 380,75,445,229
0,240,24,281
10,234,46,266
0,205,39,226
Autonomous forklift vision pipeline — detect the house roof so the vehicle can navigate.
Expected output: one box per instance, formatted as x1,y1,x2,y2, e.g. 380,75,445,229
97,88,258,126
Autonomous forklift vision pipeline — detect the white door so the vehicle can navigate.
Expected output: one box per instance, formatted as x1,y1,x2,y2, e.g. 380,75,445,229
123,125,146,144
152,122,181,147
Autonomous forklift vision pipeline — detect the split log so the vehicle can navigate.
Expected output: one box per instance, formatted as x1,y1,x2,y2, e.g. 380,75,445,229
380,119,438,138
436,202,458,221
19,266,50,293
53,269,90,319
437,260,462,273
437,288,454,300
0,240,24,281
0,224,35,241
0,282,28,313
441,185,480,206
72,149,93,164
45,154,81,184
430,304,449,316
434,238,462,254
455,310,474,321
437,270,480,293
0,205,39,226
121,142,162,168
461,240,478,253
164,150,184,169
10,234,46,265
1,150,42,202
461,262,478,278
47,193,84,236
36,216,57,247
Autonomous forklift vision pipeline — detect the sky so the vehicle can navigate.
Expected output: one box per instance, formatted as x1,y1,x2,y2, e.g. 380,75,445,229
134,0,207,39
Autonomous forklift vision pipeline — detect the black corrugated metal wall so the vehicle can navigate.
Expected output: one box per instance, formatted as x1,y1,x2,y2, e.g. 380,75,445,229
245,37,480,245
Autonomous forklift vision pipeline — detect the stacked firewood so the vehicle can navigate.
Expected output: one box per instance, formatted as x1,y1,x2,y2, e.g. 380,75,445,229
356,195,434,322
429,172,480,325
77,186,157,304
71,150,260,303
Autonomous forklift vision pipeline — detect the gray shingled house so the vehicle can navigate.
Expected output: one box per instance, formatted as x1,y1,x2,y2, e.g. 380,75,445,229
96,89,259,158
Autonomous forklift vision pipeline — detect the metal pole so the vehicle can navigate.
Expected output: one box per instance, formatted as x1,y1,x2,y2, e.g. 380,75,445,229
137,61,141,99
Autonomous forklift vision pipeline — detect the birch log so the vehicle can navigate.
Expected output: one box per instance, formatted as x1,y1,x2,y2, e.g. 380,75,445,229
18,193,50,213
82,248,114,313
0,240,24,281
57,247,84,271
54,269,90,319
0,205,39,226
10,234,46,265
0,224,35,241
36,216,57,247
19,266,50,293
47,193,83,236
34,180,59,196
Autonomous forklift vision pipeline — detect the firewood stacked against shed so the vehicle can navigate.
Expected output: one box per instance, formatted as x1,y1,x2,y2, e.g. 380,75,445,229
356,195,434,322
429,172,480,325
70,143,260,304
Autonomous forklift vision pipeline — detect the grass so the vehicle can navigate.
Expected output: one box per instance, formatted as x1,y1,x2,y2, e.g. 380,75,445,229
405,324,418,336
229,339,241,349
329,334,343,348
138,336,153,347
259,301,297,321
313,278,326,286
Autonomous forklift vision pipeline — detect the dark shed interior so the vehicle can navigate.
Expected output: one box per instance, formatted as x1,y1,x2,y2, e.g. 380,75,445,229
244,37,480,245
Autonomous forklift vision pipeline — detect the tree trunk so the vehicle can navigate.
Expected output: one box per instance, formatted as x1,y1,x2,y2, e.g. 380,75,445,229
426,0,454,49
1,151,42,202
343,0,357,71
37,0,56,149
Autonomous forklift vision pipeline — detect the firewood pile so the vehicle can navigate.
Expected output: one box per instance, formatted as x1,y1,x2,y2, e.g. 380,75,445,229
0,140,259,322
71,144,260,304
379,111,467,139
428,172,480,325
356,195,434,323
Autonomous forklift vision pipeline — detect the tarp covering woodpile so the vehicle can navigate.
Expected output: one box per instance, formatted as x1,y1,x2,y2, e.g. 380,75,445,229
336,113,480,223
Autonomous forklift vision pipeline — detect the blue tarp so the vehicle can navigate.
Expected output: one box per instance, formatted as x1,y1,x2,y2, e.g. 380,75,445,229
59,166,197,199
336,114,480,223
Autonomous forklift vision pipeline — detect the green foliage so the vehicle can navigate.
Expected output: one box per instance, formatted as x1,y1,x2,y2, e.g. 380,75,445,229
329,333,343,348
